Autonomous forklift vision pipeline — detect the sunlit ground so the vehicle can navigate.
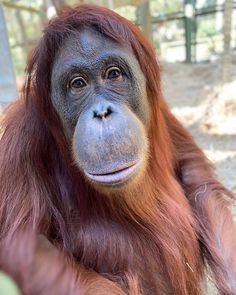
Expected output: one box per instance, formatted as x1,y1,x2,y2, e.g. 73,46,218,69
162,56,236,193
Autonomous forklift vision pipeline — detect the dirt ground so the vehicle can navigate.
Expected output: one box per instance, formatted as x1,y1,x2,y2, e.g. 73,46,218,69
161,57,236,193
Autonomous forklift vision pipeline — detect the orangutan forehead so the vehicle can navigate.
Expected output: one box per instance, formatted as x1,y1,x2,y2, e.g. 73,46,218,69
62,27,130,58
52,27,143,78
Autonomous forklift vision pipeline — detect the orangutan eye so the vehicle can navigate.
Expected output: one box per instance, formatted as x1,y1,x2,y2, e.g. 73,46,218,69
105,67,122,80
69,77,87,89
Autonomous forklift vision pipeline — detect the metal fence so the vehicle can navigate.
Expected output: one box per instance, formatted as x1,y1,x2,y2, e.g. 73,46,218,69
150,1,236,63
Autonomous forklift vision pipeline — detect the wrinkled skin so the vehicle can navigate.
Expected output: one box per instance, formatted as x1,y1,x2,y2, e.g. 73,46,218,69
51,27,150,189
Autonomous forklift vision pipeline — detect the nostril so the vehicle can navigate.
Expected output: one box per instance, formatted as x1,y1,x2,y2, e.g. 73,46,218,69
93,107,113,119
105,107,112,118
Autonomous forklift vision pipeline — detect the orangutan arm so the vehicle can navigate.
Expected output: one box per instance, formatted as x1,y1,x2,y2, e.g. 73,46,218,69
22,237,127,295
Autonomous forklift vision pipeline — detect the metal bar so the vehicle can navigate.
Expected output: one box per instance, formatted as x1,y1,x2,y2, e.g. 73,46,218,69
149,4,236,24
184,0,195,63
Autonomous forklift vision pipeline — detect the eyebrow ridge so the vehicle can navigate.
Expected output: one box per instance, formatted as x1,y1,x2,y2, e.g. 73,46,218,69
60,54,130,77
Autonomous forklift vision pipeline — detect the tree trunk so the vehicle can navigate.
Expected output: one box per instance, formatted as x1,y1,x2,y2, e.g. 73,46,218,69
136,0,153,43
15,10,30,54
51,0,66,13
222,0,233,83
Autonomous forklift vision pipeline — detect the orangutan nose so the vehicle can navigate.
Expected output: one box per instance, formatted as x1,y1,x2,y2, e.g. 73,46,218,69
93,104,113,120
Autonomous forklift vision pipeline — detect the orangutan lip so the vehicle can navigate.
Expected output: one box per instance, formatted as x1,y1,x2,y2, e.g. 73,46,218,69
85,161,140,184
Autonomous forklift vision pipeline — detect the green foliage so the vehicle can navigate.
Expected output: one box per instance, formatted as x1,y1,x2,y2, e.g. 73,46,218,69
11,47,26,76
115,5,136,22
3,3,42,76
197,15,218,38
150,0,183,16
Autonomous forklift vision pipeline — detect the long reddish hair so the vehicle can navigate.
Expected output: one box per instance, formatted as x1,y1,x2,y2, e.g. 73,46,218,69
0,4,235,295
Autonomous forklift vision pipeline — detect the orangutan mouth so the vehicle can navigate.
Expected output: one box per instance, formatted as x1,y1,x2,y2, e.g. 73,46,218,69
85,161,141,185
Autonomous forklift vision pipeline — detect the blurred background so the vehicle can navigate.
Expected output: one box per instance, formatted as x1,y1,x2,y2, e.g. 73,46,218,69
0,1,235,294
